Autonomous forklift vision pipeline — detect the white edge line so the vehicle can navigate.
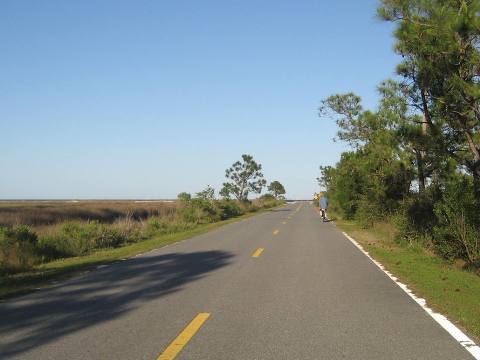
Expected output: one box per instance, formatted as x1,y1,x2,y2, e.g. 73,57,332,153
342,231,480,359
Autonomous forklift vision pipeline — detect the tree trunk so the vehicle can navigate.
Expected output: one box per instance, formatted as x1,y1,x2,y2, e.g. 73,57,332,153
415,149,426,192
420,89,434,129
417,118,428,192
464,129,480,168
462,128,480,200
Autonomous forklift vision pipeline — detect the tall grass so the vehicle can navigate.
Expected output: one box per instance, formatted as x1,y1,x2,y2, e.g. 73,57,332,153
0,200,179,227
0,198,283,275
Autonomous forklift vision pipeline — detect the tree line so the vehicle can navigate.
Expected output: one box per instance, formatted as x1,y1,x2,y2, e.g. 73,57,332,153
318,0,480,266
180,154,286,203
174,154,286,229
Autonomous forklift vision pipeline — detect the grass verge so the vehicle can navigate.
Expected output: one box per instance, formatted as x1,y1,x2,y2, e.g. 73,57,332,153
0,209,267,299
335,218,480,342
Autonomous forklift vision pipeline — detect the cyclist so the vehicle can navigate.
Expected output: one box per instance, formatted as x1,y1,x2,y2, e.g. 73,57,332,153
319,193,328,222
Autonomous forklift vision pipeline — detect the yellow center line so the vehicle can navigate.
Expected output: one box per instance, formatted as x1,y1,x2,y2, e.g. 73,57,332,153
282,221,287,225
157,313,210,360
273,229,279,235
252,248,264,258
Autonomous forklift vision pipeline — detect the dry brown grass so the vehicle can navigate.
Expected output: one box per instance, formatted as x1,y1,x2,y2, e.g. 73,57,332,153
0,200,179,227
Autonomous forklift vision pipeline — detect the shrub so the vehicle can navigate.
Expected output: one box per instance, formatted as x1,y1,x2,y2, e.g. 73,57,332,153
393,188,439,246
147,217,170,233
177,192,192,203
239,200,257,213
0,225,39,272
111,216,144,244
260,194,275,201
42,221,126,257
147,216,198,235
58,221,99,256
433,177,480,264
180,198,220,224
217,200,244,220
37,235,68,261
259,197,280,209
95,226,125,249
355,197,385,229
165,221,196,233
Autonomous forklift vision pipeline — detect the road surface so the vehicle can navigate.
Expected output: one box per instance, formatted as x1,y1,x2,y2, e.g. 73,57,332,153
0,203,474,359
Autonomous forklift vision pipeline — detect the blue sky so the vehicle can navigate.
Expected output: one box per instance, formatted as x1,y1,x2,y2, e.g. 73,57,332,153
0,1,399,199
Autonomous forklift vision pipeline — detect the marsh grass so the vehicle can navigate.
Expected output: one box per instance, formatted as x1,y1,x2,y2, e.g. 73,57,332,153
0,200,179,227
0,199,284,298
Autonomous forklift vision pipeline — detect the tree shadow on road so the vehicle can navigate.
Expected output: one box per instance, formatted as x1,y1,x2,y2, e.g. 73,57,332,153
0,250,233,358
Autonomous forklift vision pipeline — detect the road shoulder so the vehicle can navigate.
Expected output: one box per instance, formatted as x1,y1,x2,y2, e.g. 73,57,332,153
335,219,480,356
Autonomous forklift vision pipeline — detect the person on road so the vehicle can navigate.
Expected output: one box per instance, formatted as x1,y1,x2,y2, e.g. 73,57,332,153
320,193,328,222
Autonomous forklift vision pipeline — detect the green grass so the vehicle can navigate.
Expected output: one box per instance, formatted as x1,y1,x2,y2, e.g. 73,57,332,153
335,218,480,342
0,210,266,299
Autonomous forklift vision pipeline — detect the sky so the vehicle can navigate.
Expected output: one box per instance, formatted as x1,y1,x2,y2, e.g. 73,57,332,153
0,0,400,200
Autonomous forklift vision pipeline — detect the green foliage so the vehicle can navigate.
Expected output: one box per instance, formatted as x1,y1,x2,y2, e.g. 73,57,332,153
317,11,480,263
260,193,275,201
147,217,195,235
57,222,99,255
267,181,286,199
319,81,480,265
379,0,480,185
216,200,244,220
373,0,480,264
180,198,220,224
393,188,439,246
317,166,334,191
255,196,282,210
321,146,412,221
318,1,480,265
147,217,170,233
177,192,192,203
318,83,416,221
355,197,386,229
42,221,125,257
195,185,215,201
0,226,38,272
178,186,221,224
219,186,231,199
319,93,364,148
434,176,480,264
221,154,267,201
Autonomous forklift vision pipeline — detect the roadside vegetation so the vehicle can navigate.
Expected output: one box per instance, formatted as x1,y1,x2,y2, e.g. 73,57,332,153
317,0,480,341
0,154,286,297
319,0,480,271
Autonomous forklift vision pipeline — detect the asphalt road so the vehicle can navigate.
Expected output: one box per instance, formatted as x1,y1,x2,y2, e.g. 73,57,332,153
0,203,474,359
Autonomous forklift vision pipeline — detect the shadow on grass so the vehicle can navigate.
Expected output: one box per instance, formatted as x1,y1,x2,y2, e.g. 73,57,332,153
0,250,233,358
